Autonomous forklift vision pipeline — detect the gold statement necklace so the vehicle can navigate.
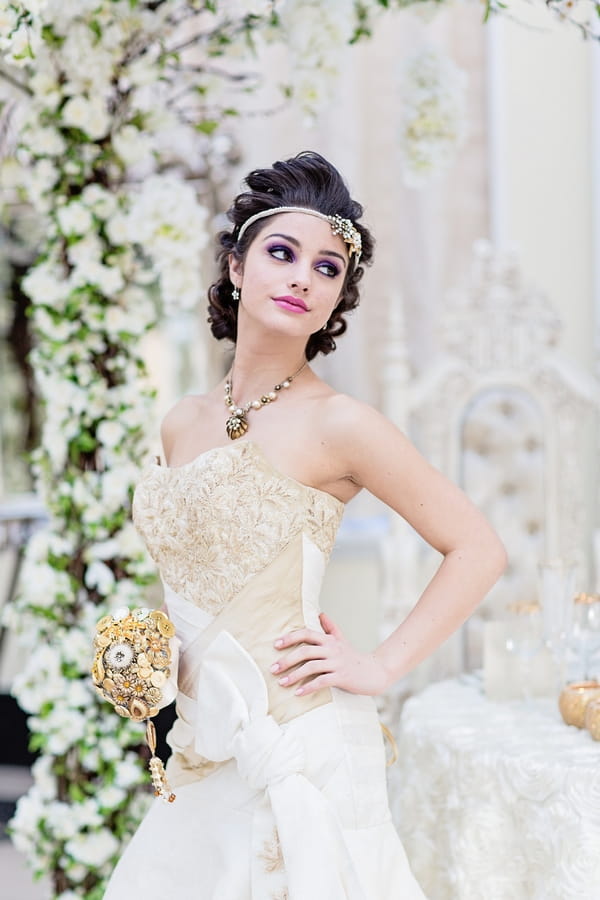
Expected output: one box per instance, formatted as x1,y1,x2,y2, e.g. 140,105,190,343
224,360,308,440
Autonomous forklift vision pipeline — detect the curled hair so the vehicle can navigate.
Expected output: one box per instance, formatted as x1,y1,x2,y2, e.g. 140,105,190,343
207,150,374,360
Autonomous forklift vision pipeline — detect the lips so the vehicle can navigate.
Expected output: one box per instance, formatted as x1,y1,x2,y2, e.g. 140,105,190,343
273,295,308,312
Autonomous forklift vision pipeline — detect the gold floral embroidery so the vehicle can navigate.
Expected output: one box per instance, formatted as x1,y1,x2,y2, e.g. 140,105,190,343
132,442,343,615
261,827,285,873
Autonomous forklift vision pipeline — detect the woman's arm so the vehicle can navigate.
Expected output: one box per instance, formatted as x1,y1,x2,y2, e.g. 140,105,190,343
272,396,508,695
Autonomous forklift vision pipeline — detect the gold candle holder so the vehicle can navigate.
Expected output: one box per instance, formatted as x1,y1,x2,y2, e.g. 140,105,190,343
558,681,600,728
585,698,600,741
574,592,600,605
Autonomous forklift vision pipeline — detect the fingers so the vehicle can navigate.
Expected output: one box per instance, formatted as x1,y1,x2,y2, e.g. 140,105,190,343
275,658,332,688
271,642,327,674
319,611,341,637
271,620,343,695
274,627,325,650
294,673,335,696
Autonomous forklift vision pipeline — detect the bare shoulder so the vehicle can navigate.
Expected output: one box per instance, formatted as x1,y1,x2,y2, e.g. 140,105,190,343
317,392,409,463
319,391,385,431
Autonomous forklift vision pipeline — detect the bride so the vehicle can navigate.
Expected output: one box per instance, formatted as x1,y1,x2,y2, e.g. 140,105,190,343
103,150,507,899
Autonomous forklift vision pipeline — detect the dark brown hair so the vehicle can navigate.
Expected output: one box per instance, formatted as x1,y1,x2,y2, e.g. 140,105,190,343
207,150,374,360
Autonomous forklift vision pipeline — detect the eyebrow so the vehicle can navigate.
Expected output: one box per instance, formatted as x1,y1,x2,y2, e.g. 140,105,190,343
262,232,347,267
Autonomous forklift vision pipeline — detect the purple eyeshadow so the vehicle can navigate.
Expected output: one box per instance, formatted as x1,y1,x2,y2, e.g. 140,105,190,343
266,243,340,277
318,260,340,276
266,243,295,261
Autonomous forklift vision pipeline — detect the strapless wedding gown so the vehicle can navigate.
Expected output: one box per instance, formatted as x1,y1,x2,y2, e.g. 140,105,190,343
103,440,426,900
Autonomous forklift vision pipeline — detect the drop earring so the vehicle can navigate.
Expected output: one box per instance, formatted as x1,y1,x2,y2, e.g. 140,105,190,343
232,286,240,301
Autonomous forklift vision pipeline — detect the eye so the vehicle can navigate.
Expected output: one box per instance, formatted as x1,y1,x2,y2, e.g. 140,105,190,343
267,244,294,262
315,260,340,278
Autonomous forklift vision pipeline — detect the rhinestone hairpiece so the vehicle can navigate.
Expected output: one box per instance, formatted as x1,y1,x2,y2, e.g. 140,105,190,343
236,206,362,261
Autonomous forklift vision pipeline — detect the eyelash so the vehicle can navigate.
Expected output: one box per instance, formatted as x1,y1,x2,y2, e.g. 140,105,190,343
267,244,340,278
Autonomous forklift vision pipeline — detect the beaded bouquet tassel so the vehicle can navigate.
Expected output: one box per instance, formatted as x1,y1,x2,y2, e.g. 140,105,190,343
147,720,176,802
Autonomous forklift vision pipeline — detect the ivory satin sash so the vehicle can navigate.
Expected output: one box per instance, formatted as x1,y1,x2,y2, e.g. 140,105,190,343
162,575,367,899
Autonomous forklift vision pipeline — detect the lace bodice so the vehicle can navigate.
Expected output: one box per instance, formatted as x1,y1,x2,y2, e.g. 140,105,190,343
132,440,344,616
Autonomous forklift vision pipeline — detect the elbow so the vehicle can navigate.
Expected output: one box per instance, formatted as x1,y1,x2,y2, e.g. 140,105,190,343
488,533,509,582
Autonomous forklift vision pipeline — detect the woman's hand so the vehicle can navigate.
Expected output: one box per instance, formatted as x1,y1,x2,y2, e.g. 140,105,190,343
271,612,390,697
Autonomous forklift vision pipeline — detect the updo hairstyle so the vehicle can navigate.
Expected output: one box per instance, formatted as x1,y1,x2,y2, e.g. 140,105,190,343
207,150,374,361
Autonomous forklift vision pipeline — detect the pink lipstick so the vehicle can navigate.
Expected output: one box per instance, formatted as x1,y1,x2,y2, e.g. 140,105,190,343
273,295,308,313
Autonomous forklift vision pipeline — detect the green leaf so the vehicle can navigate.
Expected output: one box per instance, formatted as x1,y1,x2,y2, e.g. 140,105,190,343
76,431,97,452
89,20,102,41
29,732,47,752
68,782,86,803
195,120,219,135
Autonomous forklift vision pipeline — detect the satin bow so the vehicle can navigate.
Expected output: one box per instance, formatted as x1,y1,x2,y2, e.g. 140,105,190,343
193,630,367,900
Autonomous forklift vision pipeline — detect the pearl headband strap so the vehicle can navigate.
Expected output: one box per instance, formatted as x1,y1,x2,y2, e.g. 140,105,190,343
236,206,362,261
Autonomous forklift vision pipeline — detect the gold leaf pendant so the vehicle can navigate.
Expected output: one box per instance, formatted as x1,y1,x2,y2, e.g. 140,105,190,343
226,412,249,440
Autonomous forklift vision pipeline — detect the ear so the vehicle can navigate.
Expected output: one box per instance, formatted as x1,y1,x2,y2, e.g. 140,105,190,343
228,252,243,287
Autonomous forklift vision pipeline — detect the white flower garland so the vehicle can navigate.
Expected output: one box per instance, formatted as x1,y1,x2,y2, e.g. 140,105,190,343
400,44,468,188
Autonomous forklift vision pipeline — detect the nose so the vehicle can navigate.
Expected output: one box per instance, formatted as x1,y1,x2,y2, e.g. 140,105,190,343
288,261,311,293
289,280,309,293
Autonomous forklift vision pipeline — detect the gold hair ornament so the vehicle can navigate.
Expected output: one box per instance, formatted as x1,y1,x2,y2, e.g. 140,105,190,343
236,206,362,261
92,607,177,802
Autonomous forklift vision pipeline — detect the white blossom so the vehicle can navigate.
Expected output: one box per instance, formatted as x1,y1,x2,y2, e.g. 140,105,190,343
62,95,110,140
96,420,124,450
400,45,468,188
45,708,88,754
67,233,104,268
113,124,155,167
23,125,66,156
101,465,136,510
277,0,354,116
45,802,81,840
84,560,116,595
99,737,127,763
22,258,69,307
115,522,146,558
29,63,62,111
81,183,118,219
65,829,120,868
97,784,127,810
72,260,124,295
57,201,94,236
15,561,73,615
58,627,93,669
0,7,19,35
10,791,45,855
113,753,145,787
31,756,57,801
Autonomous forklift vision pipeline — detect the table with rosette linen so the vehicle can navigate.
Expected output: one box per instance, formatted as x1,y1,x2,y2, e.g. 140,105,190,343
391,677,600,900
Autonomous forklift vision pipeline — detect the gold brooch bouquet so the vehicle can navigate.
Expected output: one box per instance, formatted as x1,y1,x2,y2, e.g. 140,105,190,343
92,607,180,801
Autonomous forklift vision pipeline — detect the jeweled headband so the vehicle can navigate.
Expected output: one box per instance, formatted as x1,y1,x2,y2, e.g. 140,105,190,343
236,206,362,261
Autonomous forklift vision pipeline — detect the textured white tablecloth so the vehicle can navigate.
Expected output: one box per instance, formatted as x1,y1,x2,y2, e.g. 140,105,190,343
391,677,600,900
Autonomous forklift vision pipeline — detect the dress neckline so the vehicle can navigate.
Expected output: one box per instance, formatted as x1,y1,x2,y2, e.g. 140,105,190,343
151,440,346,512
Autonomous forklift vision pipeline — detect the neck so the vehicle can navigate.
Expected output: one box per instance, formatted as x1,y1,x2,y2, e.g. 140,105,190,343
228,351,308,404
226,321,309,401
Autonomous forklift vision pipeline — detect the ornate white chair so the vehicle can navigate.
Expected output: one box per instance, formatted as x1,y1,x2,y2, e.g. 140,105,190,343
379,240,599,704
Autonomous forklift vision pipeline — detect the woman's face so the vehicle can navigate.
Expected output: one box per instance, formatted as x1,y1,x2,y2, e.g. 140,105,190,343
229,211,349,338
